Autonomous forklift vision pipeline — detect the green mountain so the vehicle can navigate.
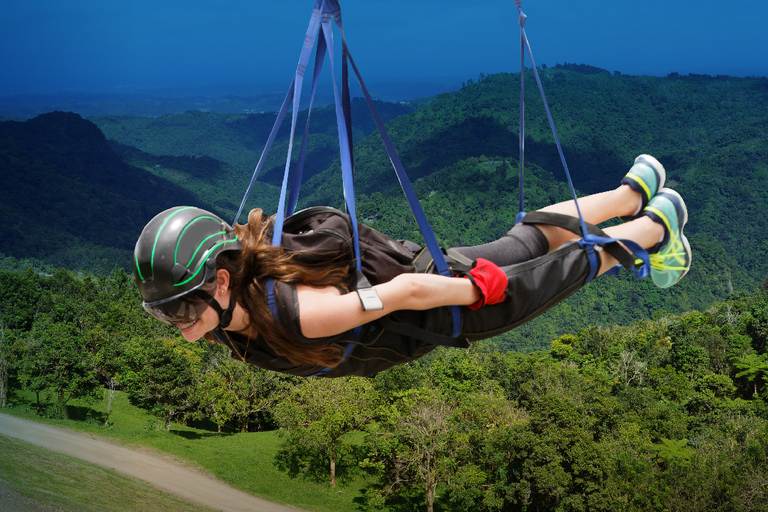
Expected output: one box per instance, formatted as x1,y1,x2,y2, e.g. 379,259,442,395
0,111,228,273
92,98,415,189
2,68,767,349
290,69,768,349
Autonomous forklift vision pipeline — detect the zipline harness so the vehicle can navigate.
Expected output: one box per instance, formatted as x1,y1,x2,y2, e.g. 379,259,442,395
233,0,651,375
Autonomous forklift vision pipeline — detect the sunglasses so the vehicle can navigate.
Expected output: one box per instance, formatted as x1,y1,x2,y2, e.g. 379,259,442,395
142,284,218,326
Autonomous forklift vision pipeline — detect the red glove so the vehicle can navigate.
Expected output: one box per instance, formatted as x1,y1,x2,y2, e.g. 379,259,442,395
464,258,508,310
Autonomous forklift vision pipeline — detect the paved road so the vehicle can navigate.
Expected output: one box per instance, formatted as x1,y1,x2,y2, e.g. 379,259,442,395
0,413,305,512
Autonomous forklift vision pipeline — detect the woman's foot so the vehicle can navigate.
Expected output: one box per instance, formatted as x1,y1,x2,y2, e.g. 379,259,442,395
620,154,666,221
642,188,691,288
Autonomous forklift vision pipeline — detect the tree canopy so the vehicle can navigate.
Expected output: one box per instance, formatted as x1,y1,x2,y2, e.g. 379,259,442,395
2,262,768,510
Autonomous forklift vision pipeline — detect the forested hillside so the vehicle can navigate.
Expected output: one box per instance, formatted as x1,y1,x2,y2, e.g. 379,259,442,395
1,261,767,511
93,98,414,189
2,67,768,511
2,69,768,349
0,112,227,273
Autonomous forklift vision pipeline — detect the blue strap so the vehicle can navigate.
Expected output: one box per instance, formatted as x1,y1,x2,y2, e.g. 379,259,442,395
232,78,295,226
318,6,364,341
266,277,277,316
233,1,323,226
319,8,363,267
271,4,326,246
288,31,328,216
578,234,650,283
258,2,364,377
239,0,465,353
514,1,650,283
328,7,461,337
515,4,527,225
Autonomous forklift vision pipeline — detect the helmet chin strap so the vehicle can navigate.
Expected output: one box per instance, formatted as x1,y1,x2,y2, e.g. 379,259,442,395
197,290,237,329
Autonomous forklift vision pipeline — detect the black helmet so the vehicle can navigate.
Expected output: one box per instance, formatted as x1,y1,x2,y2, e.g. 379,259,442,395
134,206,241,326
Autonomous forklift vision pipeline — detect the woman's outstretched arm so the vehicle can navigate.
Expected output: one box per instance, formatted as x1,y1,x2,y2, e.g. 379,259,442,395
296,273,481,339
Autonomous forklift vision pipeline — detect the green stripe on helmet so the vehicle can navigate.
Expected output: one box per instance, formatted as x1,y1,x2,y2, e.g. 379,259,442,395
174,215,220,265
174,238,239,287
185,230,227,268
151,206,195,279
135,253,144,281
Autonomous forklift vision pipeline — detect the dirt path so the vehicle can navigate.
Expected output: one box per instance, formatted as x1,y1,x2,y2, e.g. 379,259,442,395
0,413,306,512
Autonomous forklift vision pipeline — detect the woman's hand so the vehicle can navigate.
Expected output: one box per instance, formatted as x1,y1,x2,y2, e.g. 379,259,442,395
296,273,481,338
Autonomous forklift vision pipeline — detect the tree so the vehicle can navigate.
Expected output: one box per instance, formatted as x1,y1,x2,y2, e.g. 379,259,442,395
446,390,528,511
223,359,293,432
670,331,710,380
654,438,695,469
17,315,100,419
485,355,630,511
16,334,49,415
104,377,118,427
273,376,377,488
733,352,768,397
198,370,237,434
121,337,202,431
362,388,459,512
195,351,295,433
746,300,768,353
0,268,42,331
610,350,648,388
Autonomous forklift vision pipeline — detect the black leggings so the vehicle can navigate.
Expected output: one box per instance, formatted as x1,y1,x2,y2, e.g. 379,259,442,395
451,223,592,340
451,223,550,268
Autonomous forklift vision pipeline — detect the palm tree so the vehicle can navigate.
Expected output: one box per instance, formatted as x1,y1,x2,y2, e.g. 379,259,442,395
733,352,768,397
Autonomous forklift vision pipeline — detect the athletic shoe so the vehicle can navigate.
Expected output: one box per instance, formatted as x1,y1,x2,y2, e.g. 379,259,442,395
620,154,666,221
643,188,691,288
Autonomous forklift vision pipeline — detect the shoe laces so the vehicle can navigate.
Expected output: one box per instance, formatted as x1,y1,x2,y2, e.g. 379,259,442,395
649,229,689,271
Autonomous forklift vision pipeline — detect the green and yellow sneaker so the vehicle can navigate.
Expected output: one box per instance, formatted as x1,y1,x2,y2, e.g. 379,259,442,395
643,188,691,288
620,154,667,221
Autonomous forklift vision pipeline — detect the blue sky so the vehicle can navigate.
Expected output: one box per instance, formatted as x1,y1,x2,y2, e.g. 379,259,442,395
1,0,767,95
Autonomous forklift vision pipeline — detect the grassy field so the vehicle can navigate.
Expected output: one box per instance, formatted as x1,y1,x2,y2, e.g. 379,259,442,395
1,390,371,512
0,435,219,512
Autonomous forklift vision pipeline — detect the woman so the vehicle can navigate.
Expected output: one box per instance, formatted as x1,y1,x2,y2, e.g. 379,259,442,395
134,155,691,377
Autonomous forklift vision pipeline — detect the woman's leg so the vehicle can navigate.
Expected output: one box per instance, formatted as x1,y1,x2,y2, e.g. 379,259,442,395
535,154,667,252
454,155,666,268
460,196,681,340
451,185,648,268
460,158,686,339
535,184,643,251
593,215,664,275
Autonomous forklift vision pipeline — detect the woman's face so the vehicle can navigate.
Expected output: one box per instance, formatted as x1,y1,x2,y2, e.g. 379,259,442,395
175,304,220,341
173,269,235,342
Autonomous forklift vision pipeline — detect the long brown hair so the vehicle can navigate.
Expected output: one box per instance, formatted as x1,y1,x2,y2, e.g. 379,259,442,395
211,208,353,367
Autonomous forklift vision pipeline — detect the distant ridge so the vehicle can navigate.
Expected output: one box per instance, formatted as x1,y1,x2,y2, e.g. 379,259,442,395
0,112,219,272
2,71,767,312
3,70,768,349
